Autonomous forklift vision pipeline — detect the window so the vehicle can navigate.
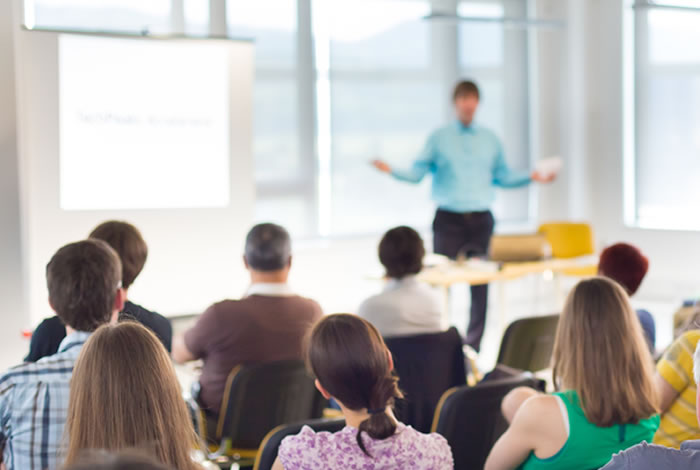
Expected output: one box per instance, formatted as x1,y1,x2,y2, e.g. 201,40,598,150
631,0,700,229
227,0,318,236
319,0,438,236
26,0,171,33
24,0,540,238
459,1,531,222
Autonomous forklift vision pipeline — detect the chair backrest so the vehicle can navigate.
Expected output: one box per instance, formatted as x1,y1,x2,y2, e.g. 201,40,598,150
254,418,346,470
217,359,326,450
432,375,543,470
384,327,467,433
538,222,595,258
497,314,559,372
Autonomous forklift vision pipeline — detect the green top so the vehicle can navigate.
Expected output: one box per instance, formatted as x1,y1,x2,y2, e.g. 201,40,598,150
518,390,660,470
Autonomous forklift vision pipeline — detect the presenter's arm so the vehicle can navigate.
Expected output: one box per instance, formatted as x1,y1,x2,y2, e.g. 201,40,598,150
372,134,436,183
492,143,532,189
492,142,556,187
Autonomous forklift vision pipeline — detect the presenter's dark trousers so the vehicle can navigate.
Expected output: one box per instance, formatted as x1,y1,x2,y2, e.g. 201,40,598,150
432,209,494,352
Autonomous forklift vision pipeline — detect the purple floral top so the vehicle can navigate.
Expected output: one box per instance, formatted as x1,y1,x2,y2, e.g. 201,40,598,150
278,422,453,469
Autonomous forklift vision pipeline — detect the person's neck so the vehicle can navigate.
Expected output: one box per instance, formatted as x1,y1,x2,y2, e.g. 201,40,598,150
458,118,473,128
249,270,288,285
341,405,397,429
64,309,121,336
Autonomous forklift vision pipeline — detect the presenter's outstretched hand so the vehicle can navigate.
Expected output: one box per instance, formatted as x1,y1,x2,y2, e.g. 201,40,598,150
372,159,392,173
531,171,556,183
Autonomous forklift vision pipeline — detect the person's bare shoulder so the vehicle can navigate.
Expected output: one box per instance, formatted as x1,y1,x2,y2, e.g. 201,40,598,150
513,394,565,438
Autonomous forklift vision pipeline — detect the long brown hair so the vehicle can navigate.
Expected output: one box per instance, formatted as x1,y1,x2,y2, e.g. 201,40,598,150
552,277,658,427
306,314,403,456
64,322,201,470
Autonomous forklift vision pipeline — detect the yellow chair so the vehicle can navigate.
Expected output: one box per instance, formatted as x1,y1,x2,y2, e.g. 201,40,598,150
537,222,597,276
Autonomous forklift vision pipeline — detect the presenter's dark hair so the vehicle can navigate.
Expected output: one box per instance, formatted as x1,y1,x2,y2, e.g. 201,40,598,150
90,221,148,289
452,80,480,101
244,223,292,271
597,243,649,296
46,239,121,332
306,314,402,457
379,226,425,279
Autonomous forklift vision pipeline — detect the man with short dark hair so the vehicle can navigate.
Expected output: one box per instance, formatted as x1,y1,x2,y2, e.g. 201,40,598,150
25,221,172,362
172,223,323,428
373,80,554,350
359,226,443,337
0,239,124,470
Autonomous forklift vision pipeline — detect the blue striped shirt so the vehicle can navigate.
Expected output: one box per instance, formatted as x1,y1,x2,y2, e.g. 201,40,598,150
0,331,90,470
391,121,531,213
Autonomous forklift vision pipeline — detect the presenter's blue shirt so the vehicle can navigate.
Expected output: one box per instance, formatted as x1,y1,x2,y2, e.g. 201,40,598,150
390,121,531,213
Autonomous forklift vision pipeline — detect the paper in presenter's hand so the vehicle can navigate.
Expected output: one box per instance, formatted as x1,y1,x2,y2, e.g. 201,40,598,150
535,156,563,178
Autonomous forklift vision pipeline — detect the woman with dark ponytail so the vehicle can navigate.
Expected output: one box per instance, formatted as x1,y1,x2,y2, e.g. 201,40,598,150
272,314,453,469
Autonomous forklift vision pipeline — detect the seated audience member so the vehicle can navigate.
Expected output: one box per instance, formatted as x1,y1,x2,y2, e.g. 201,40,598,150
63,451,172,470
598,242,655,351
272,314,453,469
25,220,172,362
484,277,659,470
652,330,700,448
0,239,124,470
358,226,443,337
603,340,700,469
63,322,202,470
172,223,323,426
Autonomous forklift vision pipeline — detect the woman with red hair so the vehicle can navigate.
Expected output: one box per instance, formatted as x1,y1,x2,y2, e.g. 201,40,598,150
597,242,655,351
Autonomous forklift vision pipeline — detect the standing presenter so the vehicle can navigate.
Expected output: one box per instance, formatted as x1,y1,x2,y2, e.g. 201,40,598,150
372,80,554,351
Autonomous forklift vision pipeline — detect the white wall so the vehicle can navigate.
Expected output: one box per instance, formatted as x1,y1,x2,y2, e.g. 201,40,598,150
528,0,700,305
0,0,29,368
14,32,256,323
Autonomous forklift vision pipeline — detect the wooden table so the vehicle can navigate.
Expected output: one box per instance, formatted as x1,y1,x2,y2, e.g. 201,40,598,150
418,257,598,332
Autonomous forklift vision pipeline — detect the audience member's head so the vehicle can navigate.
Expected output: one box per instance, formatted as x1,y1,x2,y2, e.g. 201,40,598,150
46,239,123,332
244,223,292,276
598,242,649,296
89,221,148,291
306,314,402,455
62,451,172,470
553,277,657,427
378,226,425,279
64,322,200,470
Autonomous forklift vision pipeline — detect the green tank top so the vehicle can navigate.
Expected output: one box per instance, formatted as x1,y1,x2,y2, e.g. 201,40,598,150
518,390,659,470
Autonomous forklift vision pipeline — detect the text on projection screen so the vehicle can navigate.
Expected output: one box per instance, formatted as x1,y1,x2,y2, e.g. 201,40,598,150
59,34,230,210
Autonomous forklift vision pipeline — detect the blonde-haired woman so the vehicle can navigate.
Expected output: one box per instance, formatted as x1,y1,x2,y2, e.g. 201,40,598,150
63,322,202,470
485,277,659,470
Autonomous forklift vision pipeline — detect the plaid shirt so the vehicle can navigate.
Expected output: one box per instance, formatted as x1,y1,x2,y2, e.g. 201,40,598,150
0,331,90,470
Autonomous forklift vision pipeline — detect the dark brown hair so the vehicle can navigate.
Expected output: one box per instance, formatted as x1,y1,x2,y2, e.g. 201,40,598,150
598,242,649,296
64,322,202,470
306,314,402,456
46,239,121,332
89,221,148,289
552,277,658,427
452,80,480,101
378,226,425,279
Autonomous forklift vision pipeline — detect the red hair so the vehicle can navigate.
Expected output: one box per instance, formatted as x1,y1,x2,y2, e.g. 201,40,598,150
598,243,649,296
